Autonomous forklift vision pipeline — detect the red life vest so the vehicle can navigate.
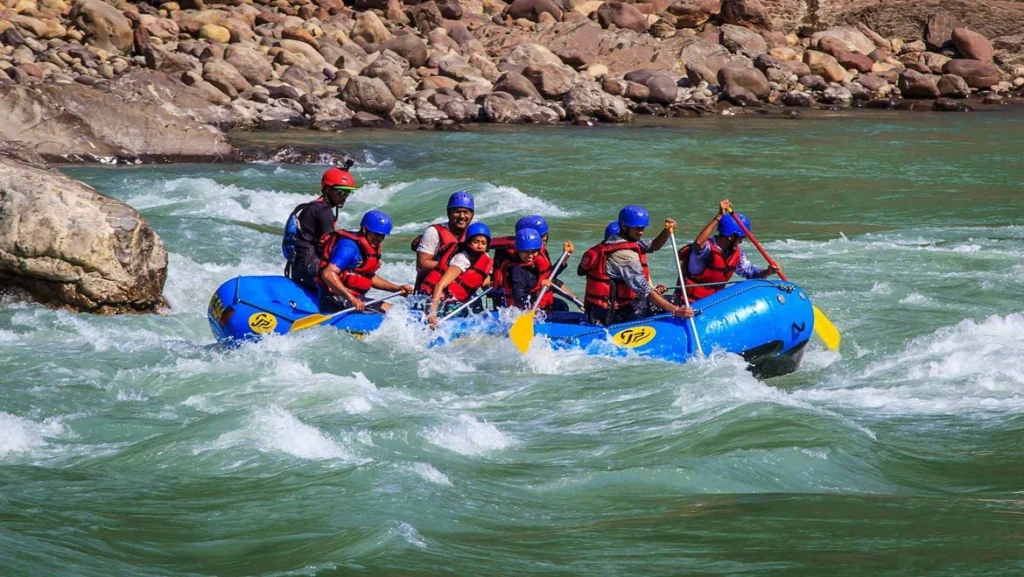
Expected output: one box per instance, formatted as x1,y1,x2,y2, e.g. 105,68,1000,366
491,238,553,290
316,230,381,296
495,251,554,309
579,241,649,312
417,245,493,303
677,241,742,301
412,224,464,292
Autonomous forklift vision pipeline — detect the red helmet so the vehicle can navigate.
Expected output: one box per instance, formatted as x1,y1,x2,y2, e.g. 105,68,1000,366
321,167,357,190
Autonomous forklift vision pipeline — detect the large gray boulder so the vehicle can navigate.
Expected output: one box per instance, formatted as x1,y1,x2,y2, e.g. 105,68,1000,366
0,141,167,313
0,72,233,159
564,81,634,123
482,92,520,123
341,76,397,115
720,24,767,57
494,70,543,100
224,45,273,85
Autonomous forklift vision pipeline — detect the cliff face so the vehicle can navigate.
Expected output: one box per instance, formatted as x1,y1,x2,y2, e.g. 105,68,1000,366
761,0,1024,66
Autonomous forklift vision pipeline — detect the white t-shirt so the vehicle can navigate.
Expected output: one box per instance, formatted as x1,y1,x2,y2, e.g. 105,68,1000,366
448,252,471,271
416,224,451,256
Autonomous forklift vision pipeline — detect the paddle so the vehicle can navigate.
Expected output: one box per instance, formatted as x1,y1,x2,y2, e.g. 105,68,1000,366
289,290,404,332
509,250,570,354
669,231,705,359
549,283,584,310
727,211,841,351
439,288,494,322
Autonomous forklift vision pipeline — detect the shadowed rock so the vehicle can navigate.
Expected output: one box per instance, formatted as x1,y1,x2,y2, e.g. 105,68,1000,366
0,141,167,313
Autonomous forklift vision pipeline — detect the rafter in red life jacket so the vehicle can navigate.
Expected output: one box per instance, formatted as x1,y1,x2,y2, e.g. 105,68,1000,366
578,241,649,313
676,240,741,301
412,223,465,293
494,251,554,309
316,230,381,295
417,244,493,303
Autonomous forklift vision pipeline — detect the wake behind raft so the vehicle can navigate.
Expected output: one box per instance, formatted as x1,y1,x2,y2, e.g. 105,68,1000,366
208,276,815,378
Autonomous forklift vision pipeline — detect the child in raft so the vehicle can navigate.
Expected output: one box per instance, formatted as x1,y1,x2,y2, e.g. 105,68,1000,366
425,222,494,328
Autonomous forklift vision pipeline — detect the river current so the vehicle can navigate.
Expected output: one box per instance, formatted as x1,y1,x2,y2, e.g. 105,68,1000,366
3,111,1023,576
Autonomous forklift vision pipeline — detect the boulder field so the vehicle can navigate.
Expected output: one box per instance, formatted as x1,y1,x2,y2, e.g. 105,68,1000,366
0,0,1022,158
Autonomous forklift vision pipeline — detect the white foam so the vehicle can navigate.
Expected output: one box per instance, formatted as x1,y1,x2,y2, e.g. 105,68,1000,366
671,354,878,440
394,521,427,548
411,462,452,486
212,405,357,461
424,414,513,455
163,252,280,314
899,292,932,305
122,177,300,227
806,313,1024,415
0,412,64,458
116,390,147,402
392,182,575,234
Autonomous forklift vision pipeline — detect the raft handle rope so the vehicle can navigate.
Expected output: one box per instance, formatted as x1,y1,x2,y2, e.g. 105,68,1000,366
562,280,785,342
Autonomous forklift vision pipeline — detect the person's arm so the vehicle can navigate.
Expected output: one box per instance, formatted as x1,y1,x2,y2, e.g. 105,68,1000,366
610,255,692,319
321,266,364,311
371,275,413,294
649,290,693,318
735,249,781,279
695,200,732,248
415,227,441,274
321,240,364,309
427,264,466,326
648,218,676,252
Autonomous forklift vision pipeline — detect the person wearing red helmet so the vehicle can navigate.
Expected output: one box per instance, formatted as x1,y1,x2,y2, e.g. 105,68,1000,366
282,165,359,291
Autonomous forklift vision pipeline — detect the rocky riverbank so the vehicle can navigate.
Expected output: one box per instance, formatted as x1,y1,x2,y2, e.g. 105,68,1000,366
2,0,1024,161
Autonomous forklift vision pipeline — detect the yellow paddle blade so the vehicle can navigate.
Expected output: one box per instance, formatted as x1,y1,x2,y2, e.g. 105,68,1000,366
509,310,536,354
289,313,332,333
812,305,841,351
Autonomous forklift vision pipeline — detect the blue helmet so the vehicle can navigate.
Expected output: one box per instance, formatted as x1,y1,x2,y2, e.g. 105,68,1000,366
514,228,543,251
465,222,491,242
618,205,650,228
360,210,392,236
718,213,750,238
447,191,475,212
515,215,548,236
604,221,621,241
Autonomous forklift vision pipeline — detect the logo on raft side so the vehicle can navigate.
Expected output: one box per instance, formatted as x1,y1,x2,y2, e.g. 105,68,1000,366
248,312,278,334
612,326,656,348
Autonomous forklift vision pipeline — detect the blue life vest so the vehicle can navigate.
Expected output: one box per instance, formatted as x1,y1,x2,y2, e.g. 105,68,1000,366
282,203,310,261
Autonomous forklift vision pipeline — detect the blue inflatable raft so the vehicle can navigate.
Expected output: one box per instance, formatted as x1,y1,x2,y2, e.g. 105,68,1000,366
208,276,814,378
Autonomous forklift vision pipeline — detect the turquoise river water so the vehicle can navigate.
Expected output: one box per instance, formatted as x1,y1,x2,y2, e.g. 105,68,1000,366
2,111,1024,576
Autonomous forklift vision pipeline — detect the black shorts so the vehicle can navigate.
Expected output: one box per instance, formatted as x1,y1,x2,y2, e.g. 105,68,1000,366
285,249,320,292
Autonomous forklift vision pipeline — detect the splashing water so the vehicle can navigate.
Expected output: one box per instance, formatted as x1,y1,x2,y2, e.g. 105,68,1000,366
4,116,1024,576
